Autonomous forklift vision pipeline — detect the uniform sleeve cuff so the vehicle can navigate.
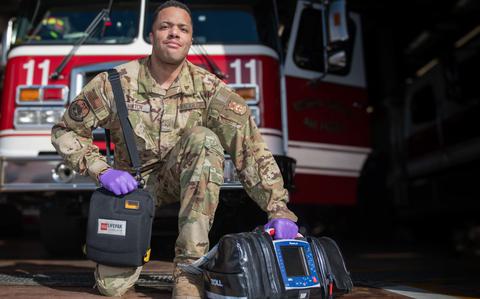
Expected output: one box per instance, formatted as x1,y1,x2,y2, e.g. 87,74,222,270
88,160,111,184
267,204,298,222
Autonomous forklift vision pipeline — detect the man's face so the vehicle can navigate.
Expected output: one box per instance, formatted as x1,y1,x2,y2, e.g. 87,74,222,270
149,7,192,65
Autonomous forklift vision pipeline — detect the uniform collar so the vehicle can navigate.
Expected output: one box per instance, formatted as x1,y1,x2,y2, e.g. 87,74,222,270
138,56,195,96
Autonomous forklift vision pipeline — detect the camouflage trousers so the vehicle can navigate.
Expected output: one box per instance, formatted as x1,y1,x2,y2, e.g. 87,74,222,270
95,127,224,296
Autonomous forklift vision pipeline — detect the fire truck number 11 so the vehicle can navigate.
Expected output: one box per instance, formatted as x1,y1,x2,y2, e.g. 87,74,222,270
229,58,257,84
22,59,51,86
22,58,257,86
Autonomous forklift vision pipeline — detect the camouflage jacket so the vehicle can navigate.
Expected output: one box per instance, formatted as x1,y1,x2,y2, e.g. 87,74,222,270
51,57,297,221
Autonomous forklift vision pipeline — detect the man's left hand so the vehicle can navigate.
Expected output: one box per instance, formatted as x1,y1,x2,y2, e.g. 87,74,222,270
264,218,299,239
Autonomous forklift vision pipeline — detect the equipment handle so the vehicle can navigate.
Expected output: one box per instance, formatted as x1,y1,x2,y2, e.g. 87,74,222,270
266,228,304,239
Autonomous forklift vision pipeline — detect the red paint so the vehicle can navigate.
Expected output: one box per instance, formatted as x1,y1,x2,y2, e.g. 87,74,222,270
1,55,144,131
290,173,357,205
1,53,281,131
188,54,282,130
0,133,51,138
286,76,370,148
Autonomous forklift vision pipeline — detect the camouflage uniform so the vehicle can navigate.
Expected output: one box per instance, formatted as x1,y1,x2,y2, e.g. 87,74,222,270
51,57,297,296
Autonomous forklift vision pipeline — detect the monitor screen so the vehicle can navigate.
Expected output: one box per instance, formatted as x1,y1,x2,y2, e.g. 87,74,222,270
280,245,310,277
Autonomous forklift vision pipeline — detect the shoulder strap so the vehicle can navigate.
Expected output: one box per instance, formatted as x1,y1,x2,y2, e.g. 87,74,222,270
107,69,143,183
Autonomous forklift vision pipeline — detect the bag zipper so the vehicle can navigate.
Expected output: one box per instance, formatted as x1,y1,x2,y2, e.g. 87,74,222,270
238,234,261,298
321,237,351,277
258,232,282,297
309,237,332,299
319,237,353,292
246,233,271,298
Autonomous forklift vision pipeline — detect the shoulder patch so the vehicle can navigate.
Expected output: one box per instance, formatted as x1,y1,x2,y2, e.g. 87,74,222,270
68,99,90,122
215,87,231,103
85,90,104,110
208,88,250,126
227,100,247,115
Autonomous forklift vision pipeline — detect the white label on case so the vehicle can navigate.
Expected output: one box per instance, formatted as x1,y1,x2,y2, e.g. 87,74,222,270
97,219,126,236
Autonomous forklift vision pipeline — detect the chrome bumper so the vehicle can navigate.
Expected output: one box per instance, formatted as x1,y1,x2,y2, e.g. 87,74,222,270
0,156,95,192
0,156,242,192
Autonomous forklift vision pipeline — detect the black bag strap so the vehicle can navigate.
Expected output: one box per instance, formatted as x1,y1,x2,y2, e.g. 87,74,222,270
107,69,143,184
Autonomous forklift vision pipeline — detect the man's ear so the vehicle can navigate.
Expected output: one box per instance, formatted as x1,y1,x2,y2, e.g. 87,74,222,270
149,32,153,44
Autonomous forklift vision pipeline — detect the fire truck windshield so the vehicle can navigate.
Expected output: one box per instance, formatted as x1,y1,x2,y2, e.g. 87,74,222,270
13,0,140,45
145,0,278,48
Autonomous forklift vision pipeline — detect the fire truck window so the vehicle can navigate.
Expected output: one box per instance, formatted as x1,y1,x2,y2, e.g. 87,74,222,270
145,5,262,45
191,10,259,44
14,0,140,45
410,85,437,125
293,8,325,72
293,8,355,75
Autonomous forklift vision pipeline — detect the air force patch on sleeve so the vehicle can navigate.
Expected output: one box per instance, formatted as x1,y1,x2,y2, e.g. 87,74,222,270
227,101,247,115
68,99,90,122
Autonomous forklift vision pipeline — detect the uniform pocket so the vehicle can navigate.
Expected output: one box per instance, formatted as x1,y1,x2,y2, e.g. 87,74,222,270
177,99,206,129
56,131,83,154
128,112,158,151
238,164,261,188
209,167,224,186
191,166,223,217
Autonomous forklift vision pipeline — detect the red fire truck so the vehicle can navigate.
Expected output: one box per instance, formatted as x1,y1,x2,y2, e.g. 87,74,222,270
0,0,369,253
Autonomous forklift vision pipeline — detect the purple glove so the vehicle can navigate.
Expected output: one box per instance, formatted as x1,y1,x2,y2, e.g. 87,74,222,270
99,169,138,196
264,218,299,240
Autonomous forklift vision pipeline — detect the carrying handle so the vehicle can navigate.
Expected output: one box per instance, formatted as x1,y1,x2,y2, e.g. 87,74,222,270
107,69,144,186
265,228,304,239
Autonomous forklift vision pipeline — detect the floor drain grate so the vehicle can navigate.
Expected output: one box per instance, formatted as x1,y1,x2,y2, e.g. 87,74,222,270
0,272,173,288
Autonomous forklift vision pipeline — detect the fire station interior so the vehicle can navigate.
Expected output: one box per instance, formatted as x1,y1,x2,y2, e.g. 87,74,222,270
0,0,479,298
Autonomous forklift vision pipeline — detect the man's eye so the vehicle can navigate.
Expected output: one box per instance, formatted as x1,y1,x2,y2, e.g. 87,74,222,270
181,28,188,33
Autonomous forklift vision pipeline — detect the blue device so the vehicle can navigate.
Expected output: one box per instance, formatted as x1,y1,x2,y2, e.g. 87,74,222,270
272,239,321,290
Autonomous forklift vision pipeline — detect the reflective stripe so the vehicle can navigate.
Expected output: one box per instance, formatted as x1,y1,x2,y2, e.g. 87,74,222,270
205,291,247,299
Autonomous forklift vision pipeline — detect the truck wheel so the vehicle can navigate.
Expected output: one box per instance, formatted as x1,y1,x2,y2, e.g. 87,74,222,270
40,202,84,257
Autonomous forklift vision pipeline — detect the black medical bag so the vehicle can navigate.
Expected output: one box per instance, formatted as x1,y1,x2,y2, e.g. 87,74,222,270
85,69,154,267
86,188,154,267
197,230,353,299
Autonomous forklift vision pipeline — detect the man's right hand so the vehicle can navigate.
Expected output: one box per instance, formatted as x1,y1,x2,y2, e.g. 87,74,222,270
99,169,138,195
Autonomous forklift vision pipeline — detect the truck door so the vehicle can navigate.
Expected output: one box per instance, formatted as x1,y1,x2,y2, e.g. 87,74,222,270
284,0,370,205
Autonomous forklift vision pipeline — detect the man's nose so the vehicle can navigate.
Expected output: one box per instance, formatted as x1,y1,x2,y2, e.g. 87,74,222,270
168,27,179,38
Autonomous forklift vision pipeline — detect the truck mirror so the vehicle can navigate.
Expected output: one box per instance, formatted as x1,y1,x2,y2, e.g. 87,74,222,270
1,18,15,68
328,50,347,71
327,0,349,43
326,0,351,74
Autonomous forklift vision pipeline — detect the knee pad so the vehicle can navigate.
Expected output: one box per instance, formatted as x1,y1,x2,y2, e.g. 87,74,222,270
94,264,142,297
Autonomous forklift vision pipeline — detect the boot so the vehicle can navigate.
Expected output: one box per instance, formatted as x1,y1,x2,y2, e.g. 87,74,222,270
172,262,204,299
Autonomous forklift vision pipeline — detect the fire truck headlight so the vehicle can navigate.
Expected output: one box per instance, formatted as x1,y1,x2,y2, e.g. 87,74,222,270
14,107,65,128
15,109,39,125
40,109,64,125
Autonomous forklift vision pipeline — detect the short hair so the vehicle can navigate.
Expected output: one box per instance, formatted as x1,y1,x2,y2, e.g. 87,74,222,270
151,1,192,31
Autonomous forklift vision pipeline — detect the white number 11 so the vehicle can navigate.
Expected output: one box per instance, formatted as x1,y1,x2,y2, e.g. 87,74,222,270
22,59,51,86
229,58,257,85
